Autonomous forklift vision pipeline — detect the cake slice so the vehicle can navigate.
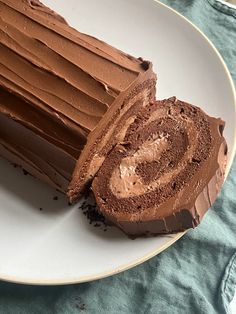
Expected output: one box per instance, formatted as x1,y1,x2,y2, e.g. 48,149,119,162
0,0,156,194
92,98,227,236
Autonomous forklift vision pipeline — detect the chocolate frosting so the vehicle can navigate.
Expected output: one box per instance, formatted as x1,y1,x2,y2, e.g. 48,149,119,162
92,98,227,236
0,0,155,192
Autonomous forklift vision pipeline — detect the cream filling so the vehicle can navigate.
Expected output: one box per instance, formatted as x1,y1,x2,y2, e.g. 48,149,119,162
110,117,197,199
110,133,169,198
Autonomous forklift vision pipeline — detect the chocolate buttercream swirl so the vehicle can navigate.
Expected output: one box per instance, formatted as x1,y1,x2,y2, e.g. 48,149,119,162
92,98,227,236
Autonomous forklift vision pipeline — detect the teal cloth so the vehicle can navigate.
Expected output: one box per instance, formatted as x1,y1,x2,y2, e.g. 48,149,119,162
0,1,235,313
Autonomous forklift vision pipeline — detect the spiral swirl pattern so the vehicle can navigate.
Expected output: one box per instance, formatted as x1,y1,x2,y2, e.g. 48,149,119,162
92,97,227,236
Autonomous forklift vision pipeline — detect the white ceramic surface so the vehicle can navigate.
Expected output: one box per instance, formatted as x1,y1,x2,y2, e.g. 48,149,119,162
0,0,235,285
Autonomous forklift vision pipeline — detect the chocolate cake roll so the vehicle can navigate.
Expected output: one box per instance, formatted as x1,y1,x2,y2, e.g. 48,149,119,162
92,97,227,236
0,0,156,194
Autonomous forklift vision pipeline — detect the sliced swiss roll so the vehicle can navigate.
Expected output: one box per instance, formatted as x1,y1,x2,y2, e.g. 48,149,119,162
92,97,227,236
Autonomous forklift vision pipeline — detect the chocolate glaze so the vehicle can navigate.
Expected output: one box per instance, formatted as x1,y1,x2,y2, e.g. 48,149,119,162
0,0,156,192
92,98,227,236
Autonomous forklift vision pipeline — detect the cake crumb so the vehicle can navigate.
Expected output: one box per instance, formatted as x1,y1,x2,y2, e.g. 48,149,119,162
23,169,29,176
80,195,108,231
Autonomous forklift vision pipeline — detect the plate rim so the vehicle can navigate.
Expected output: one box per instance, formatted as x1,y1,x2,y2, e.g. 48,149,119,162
1,0,235,286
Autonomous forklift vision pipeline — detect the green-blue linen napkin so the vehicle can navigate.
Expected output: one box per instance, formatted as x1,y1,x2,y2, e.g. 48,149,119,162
0,1,235,313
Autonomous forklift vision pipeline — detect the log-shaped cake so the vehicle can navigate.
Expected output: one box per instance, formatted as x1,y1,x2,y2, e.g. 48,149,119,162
92,97,227,236
0,0,156,194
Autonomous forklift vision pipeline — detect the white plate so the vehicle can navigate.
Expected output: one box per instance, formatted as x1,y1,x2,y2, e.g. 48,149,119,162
0,0,235,285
